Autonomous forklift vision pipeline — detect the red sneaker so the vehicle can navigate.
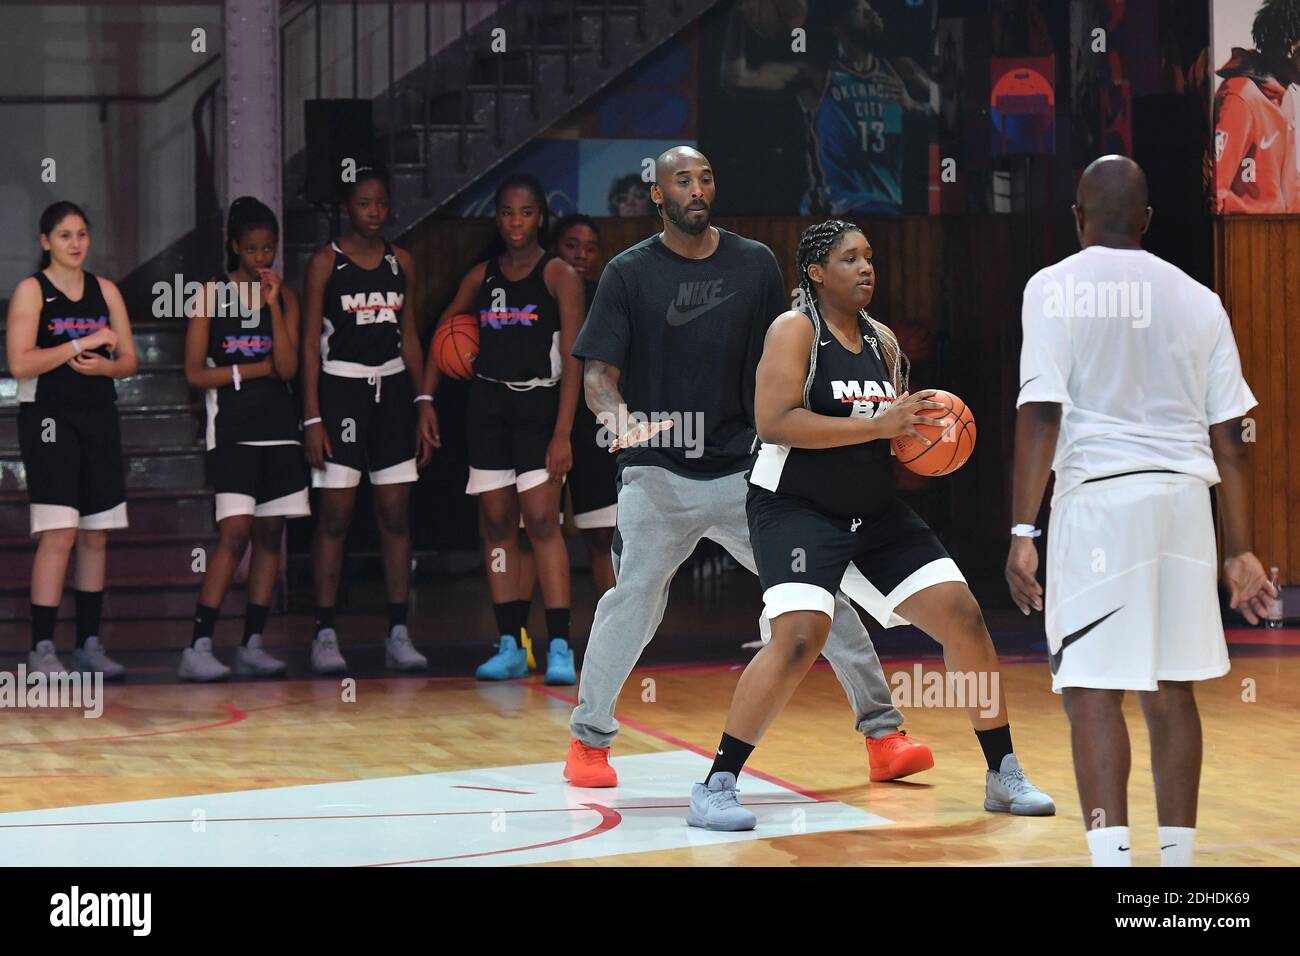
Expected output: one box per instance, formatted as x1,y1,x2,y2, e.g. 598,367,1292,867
866,731,935,782
563,737,618,787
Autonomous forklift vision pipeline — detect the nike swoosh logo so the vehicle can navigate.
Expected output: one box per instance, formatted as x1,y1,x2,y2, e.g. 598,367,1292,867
1019,375,1039,390
45,296,57,302
666,291,738,326
820,339,832,346
1160,843,1176,850
1118,845,1131,851
335,263,348,271
1261,133,1279,149
717,750,724,756
1050,606,1122,675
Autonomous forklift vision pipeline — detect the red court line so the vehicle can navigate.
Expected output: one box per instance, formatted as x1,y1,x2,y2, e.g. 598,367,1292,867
368,802,623,866
0,704,247,748
527,684,832,803
452,785,535,795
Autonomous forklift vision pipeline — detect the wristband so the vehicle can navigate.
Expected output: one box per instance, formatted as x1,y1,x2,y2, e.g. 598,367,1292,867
303,416,323,427
1010,524,1042,538
232,364,242,391
72,339,83,355
414,394,434,404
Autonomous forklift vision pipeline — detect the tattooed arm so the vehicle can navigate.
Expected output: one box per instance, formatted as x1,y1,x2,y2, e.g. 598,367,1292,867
584,359,671,452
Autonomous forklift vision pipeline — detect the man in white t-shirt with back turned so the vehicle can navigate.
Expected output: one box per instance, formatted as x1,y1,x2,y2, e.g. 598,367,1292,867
1006,155,1276,867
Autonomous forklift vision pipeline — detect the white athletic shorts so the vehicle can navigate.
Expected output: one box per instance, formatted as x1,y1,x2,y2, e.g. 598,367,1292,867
1046,472,1229,693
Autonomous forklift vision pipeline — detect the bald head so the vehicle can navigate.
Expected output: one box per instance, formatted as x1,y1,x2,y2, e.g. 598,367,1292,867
654,145,710,183
1074,155,1151,247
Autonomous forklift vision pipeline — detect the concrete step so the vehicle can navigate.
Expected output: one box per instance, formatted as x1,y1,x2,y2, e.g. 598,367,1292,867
0,574,246,622
0,404,201,450
0,443,206,492
0,487,215,538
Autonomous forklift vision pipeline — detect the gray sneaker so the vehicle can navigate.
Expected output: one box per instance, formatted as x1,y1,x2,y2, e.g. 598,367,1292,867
234,634,287,677
687,772,757,831
310,628,347,674
27,639,67,676
71,636,126,680
179,637,231,682
385,625,427,671
985,754,1056,816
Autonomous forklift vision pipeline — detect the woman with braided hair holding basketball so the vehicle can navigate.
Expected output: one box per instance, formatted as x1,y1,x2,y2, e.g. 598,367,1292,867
687,219,1056,831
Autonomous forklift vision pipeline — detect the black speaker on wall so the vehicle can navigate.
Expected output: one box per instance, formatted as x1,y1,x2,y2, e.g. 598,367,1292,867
303,99,375,205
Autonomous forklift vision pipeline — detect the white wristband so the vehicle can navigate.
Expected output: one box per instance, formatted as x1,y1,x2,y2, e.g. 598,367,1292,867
231,364,242,391
303,416,323,427
71,339,83,355
1011,524,1042,538
414,394,433,404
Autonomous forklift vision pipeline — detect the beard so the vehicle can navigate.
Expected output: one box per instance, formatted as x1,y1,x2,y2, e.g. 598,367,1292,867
660,194,711,235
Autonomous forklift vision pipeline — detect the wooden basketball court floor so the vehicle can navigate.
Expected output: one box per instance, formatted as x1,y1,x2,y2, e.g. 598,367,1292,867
1,641,1297,866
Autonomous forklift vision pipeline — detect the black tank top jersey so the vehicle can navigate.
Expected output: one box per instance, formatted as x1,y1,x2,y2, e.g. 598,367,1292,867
471,252,562,384
750,312,897,519
19,271,115,405
320,239,405,368
204,280,300,446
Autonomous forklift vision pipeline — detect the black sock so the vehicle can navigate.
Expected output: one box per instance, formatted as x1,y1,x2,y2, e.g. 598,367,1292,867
493,602,519,640
975,724,1014,772
387,602,408,629
706,732,756,785
31,603,57,650
243,603,270,645
545,607,570,645
192,603,219,646
73,589,104,647
315,606,335,635
512,598,532,635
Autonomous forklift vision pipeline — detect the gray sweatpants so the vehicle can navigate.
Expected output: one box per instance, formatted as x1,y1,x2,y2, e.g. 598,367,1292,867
570,465,903,748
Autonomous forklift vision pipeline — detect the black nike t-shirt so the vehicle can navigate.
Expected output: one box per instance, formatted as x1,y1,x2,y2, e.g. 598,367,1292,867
572,228,788,478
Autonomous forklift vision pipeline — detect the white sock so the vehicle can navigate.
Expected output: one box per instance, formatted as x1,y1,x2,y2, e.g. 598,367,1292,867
1158,826,1196,867
1085,826,1133,867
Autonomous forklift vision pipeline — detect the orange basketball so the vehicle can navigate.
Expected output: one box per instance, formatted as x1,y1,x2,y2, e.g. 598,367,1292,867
891,389,976,477
434,313,479,380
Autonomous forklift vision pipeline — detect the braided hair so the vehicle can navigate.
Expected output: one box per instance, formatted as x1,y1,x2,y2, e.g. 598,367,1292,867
225,196,278,273
1253,0,1300,59
795,219,909,396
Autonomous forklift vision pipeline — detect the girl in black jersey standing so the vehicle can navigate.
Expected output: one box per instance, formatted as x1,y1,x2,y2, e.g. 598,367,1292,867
422,175,584,684
5,202,136,678
179,198,308,681
301,167,438,673
687,220,1055,830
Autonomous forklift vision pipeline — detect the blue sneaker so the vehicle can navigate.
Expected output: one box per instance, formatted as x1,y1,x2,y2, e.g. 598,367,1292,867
475,636,528,681
544,638,576,685
687,772,757,831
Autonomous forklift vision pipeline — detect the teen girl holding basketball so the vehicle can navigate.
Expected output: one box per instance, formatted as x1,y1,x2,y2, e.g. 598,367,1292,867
687,219,1055,830
6,201,135,678
301,166,437,674
422,174,585,684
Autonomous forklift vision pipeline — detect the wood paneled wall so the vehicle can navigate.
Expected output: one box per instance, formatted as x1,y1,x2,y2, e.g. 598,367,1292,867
1215,217,1299,584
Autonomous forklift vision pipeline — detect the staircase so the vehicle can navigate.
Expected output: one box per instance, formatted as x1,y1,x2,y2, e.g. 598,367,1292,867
0,0,723,623
280,0,723,284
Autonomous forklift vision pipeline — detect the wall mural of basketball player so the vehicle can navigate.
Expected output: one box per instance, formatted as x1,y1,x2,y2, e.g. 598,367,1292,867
721,0,938,216
1213,0,1300,214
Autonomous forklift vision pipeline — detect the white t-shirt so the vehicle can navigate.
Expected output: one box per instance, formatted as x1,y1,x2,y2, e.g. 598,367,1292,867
1017,245,1256,503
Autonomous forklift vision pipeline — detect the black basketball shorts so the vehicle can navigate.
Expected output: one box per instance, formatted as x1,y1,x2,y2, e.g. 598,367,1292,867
313,370,417,488
18,401,128,535
567,401,617,528
746,484,964,635
208,442,311,522
465,378,558,495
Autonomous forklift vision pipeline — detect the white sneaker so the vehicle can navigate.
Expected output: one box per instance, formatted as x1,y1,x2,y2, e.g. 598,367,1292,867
985,753,1056,816
311,628,347,674
71,636,126,680
234,634,287,677
385,625,427,671
27,640,67,676
179,637,232,682
687,772,757,831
